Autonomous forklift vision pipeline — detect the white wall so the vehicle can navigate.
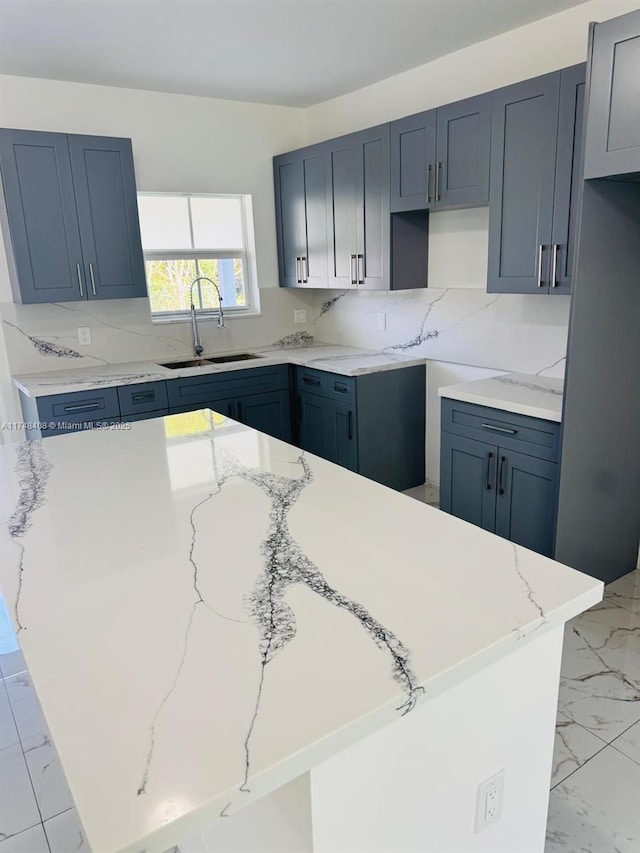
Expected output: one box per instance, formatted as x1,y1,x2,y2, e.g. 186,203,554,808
0,76,307,433
303,0,640,141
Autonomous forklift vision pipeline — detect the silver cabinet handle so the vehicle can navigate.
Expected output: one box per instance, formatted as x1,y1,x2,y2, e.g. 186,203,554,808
295,257,301,283
482,423,518,434
350,254,357,285
435,161,442,202
76,263,84,297
550,244,559,288
301,256,308,283
537,244,545,287
357,254,364,285
89,262,97,296
63,402,101,413
427,164,433,204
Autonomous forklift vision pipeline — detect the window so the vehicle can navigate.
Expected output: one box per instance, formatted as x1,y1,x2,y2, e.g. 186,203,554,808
138,193,258,321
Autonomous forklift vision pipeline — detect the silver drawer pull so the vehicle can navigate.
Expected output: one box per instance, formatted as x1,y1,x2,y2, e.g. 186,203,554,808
481,423,518,434
63,402,101,413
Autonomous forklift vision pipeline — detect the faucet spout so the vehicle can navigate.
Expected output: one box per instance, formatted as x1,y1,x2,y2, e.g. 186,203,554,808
189,276,224,357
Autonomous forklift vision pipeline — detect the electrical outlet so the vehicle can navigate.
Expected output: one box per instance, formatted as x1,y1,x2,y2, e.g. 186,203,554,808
77,327,92,346
475,770,505,832
377,313,387,331
294,310,307,324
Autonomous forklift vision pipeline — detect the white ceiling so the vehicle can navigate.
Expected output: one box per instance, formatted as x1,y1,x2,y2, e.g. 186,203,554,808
0,0,590,107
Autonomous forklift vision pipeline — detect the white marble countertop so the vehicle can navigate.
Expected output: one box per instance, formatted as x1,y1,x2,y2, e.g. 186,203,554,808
0,415,601,853
438,372,564,422
12,343,427,398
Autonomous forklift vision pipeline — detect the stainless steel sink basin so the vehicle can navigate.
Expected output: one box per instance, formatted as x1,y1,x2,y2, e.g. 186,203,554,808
158,353,261,369
209,353,261,364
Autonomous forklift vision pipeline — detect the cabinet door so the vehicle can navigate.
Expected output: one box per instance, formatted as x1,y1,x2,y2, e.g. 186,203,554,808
487,73,560,293
0,129,85,303
326,137,358,288
584,10,640,179
68,135,147,300
300,146,328,288
390,111,436,212
440,432,497,532
435,94,491,209
550,64,586,296
354,125,390,290
298,391,328,458
236,390,292,442
325,399,358,472
273,152,305,287
494,449,558,557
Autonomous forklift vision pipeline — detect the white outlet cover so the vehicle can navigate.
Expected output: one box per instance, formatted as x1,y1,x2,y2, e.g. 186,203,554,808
475,769,505,832
77,326,92,346
377,313,387,331
294,310,307,324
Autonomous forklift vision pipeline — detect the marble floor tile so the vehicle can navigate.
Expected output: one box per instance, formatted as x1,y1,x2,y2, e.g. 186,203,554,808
557,600,640,742
611,720,640,765
44,809,87,853
0,682,41,841
4,673,50,751
0,824,50,853
605,568,640,616
24,735,74,821
551,711,606,788
546,745,640,852
403,482,440,507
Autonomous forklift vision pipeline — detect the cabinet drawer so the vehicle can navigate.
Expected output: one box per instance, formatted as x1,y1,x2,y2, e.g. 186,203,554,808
295,366,355,404
441,398,560,462
36,388,120,430
167,365,289,410
117,381,168,416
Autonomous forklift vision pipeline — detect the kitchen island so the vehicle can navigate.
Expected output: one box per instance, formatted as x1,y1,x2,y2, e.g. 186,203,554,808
0,412,601,853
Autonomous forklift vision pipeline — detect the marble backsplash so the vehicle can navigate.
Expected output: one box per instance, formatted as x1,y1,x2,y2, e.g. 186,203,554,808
0,288,317,375
309,288,571,379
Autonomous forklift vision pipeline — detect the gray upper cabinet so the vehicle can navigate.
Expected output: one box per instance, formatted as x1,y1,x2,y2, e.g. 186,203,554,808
390,94,491,212
0,128,146,304
327,124,390,290
68,135,147,300
273,144,327,288
583,9,640,179
488,65,586,295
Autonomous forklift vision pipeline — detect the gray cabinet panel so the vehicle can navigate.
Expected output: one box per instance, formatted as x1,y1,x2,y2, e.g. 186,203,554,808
69,135,147,300
551,64,586,295
298,392,327,458
584,10,640,178
327,138,358,288
0,130,85,303
236,389,292,442
390,111,436,212
301,147,328,287
440,432,497,532
495,449,558,558
356,125,390,290
488,73,560,293
273,154,305,287
117,381,168,416
327,400,357,471
436,94,491,208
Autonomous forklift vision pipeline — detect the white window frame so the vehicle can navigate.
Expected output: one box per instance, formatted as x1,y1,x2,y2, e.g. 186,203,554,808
139,192,261,323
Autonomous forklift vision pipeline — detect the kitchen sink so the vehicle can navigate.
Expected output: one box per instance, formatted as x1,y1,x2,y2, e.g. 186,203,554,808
158,353,261,369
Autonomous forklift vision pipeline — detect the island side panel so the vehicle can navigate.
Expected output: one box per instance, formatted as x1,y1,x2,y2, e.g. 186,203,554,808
310,625,564,853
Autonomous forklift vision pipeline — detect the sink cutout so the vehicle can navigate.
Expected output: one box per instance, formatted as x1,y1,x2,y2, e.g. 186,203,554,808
209,353,261,363
158,353,261,369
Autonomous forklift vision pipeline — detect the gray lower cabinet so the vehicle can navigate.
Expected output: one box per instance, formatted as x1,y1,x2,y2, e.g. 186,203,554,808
439,399,560,557
583,9,640,179
0,129,146,304
294,364,425,490
487,64,586,295
390,93,491,212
